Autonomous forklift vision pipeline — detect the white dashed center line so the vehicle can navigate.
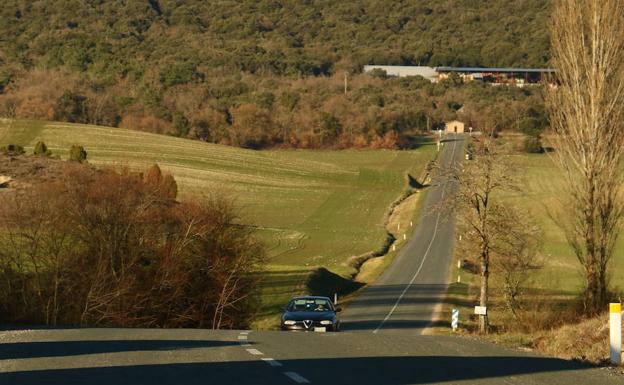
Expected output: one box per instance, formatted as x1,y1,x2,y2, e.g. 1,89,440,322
373,133,459,334
238,332,310,383
261,357,283,367
284,372,310,384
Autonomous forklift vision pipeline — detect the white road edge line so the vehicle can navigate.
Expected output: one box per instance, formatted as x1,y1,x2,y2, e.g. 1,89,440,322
284,371,310,384
246,348,263,355
373,134,459,334
261,357,283,367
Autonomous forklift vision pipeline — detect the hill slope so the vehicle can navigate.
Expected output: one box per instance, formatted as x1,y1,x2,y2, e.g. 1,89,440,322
1,119,437,324
1,0,550,80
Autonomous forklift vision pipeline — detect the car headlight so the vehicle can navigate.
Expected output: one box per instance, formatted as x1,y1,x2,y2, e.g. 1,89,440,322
283,320,296,325
320,320,333,325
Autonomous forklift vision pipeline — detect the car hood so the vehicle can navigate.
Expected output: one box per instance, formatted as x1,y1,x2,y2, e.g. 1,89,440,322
283,311,335,321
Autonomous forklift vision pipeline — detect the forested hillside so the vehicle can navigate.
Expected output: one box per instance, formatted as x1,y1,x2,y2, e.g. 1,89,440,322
0,1,551,148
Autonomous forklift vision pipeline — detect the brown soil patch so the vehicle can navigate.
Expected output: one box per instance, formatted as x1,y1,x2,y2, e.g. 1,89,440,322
0,154,77,193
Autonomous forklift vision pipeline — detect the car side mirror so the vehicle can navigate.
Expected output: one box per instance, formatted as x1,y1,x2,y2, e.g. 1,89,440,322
335,307,342,312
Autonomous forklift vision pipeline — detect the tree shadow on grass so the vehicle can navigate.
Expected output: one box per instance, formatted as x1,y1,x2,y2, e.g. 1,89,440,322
253,269,311,318
399,135,438,150
408,173,428,189
305,267,365,298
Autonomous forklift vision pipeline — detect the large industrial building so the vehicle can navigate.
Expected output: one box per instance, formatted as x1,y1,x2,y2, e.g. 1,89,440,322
363,65,555,86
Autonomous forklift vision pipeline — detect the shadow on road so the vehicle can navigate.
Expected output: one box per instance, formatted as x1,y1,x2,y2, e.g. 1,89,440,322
344,319,449,331
0,339,241,360
0,355,600,385
342,284,461,331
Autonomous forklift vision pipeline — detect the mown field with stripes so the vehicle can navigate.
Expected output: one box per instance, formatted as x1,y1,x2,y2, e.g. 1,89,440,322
0,119,437,327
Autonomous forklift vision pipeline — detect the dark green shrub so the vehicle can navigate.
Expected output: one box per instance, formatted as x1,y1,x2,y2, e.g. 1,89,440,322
160,61,199,87
320,113,342,144
279,93,299,111
69,145,87,162
520,117,542,137
33,141,52,156
55,91,88,123
523,135,544,153
3,144,25,155
256,92,275,110
173,112,190,137
368,68,388,79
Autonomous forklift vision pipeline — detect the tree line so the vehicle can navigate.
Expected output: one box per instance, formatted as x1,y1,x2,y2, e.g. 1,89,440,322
0,0,551,148
0,67,548,149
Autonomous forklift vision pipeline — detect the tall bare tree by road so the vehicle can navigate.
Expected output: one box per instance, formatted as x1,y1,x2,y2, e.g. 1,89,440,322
548,0,624,314
450,139,519,333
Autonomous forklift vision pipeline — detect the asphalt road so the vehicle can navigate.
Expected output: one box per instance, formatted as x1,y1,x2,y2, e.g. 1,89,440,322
1,135,622,385
1,327,621,385
341,133,463,334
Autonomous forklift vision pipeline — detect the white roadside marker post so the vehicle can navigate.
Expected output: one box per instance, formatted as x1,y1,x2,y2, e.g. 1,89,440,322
610,303,622,365
334,293,338,306
451,308,459,331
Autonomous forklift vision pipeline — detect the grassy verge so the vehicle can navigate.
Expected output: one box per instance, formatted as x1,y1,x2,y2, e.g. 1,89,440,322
356,187,429,284
430,137,624,365
0,119,437,329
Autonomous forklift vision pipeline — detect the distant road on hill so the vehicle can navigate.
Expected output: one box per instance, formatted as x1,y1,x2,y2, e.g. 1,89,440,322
341,133,463,334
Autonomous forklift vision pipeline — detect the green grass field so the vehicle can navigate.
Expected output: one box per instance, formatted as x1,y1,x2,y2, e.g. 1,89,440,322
435,150,624,335
0,119,437,327
504,153,624,295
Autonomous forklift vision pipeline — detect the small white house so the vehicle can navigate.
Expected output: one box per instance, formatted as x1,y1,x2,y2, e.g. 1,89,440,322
445,120,465,134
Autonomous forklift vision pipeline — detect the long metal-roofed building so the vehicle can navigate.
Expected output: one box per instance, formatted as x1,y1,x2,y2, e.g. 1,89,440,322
436,66,555,86
363,65,555,86
362,65,440,82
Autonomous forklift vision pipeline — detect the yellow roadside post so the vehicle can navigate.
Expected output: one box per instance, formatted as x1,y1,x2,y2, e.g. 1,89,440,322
610,303,622,365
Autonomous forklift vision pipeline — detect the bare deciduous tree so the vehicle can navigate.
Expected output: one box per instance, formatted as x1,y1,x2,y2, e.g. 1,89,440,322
450,139,518,333
548,0,624,314
0,163,264,328
491,211,541,319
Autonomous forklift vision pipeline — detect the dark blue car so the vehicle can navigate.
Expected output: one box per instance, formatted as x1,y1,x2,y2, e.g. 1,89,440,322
281,296,341,332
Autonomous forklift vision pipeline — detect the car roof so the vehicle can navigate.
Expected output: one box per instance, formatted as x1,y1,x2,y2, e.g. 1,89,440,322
289,296,332,301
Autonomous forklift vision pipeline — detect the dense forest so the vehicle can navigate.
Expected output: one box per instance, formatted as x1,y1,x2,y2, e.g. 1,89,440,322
0,1,551,148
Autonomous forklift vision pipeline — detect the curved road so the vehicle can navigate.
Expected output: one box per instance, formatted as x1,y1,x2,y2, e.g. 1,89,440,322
1,135,621,384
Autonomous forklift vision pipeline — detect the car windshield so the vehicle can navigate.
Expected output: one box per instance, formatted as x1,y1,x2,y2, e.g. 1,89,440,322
287,298,333,312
